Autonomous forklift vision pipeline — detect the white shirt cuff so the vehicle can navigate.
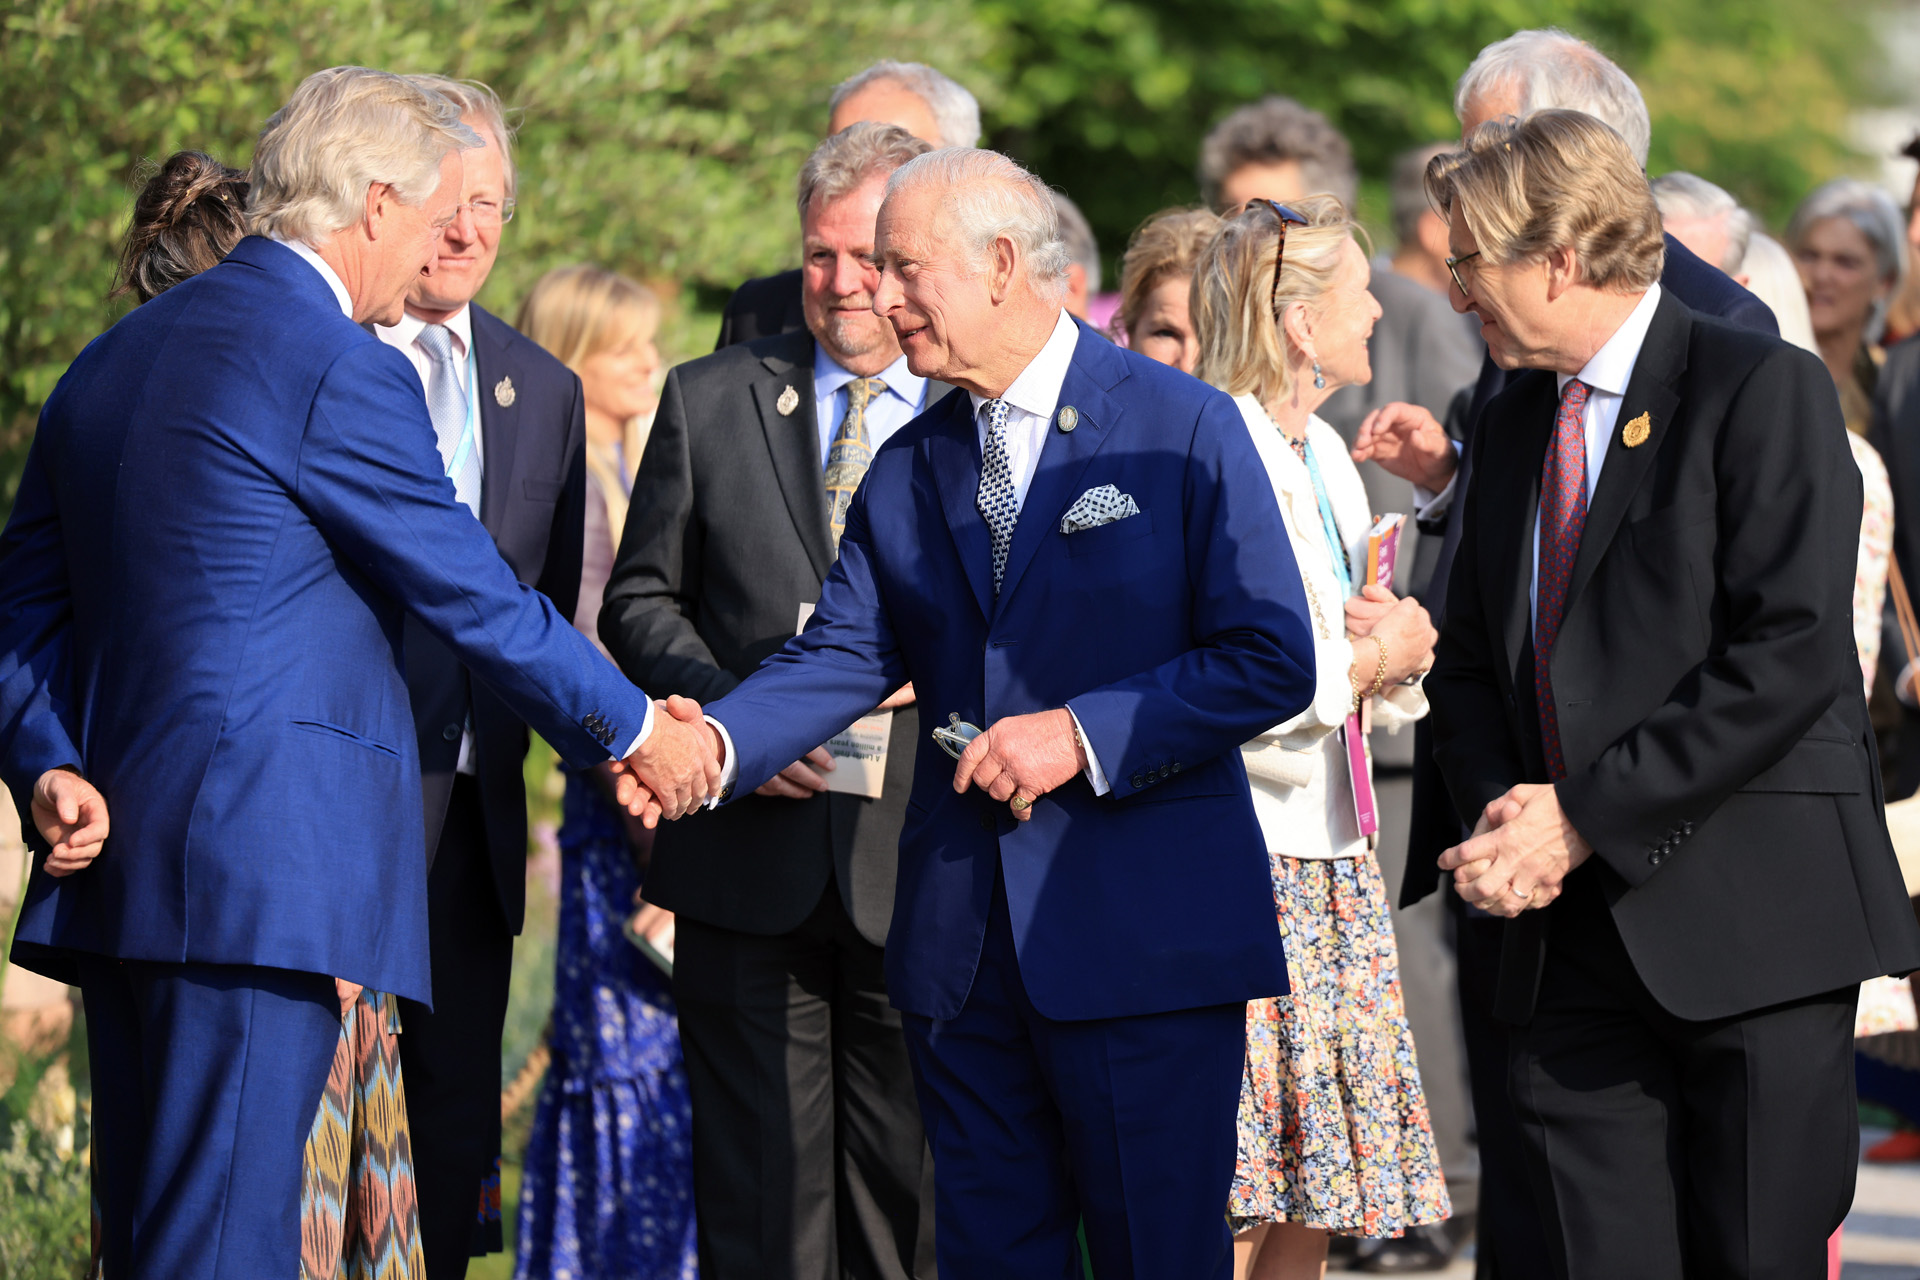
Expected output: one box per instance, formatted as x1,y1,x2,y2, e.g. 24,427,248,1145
704,715,738,807
612,697,655,761
1413,472,1457,522
1067,707,1111,796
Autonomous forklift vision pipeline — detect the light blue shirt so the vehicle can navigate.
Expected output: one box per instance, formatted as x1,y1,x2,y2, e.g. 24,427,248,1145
812,345,928,468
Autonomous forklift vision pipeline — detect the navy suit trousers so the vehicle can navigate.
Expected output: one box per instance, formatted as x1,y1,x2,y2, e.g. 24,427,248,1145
901,870,1246,1280
81,955,338,1280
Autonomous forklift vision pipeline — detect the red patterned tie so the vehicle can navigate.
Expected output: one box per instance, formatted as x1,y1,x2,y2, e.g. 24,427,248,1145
1534,379,1590,781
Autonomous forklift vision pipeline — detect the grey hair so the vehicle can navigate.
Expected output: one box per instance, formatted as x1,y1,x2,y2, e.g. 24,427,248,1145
829,60,982,149
1454,28,1651,167
1650,172,1751,273
884,148,1071,301
796,121,931,222
1052,191,1101,293
1197,96,1356,211
406,75,517,198
1787,177,1909,343
1390,143,1455,245
250,66,480,242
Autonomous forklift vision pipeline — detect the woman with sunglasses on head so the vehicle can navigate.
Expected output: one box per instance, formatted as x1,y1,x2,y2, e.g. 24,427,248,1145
1191,196,1450,1280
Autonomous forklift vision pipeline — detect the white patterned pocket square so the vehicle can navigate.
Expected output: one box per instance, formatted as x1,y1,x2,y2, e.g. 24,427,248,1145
1060,484,1141,535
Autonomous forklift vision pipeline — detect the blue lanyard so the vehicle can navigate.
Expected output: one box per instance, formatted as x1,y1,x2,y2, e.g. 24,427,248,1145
1298,434,1352,598
444,345,481,481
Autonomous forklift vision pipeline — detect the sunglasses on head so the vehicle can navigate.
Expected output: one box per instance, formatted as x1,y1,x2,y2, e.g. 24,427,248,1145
1255,199,1310,320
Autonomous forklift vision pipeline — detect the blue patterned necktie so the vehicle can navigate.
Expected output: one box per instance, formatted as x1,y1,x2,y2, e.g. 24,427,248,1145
417,324,481,516
1535,378,1590,780
825,377,885,550
977,398,1018,593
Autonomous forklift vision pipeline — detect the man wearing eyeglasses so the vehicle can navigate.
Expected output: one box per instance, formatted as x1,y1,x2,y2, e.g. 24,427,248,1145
375,75,593,1280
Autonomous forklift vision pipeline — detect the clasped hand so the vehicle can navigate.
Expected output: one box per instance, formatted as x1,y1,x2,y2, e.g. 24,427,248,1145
606,696,724,826
952,708,1086,822
30,768,110,877
1437,783,1593,917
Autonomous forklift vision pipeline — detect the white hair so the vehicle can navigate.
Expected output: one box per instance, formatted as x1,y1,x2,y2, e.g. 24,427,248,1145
1454,29,1651,167
830,60,982,150
1734,233,1817,355
1787,177,1909,343
884,148,1071,301
1650,171,1751,273
796,121,931,221
407,75,517,198
1051,191,1100,293
249,66,480,243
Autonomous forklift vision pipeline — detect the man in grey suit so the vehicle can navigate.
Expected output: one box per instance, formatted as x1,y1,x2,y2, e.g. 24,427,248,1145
600,122,945,1280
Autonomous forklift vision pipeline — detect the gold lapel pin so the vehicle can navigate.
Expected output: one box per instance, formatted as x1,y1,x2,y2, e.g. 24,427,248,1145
493,376,516,408
1622,411,1651,448
776,384,800,417
1056,405,1079,433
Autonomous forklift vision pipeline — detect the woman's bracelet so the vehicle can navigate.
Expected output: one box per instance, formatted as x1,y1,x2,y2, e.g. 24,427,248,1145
1364,636,1390,700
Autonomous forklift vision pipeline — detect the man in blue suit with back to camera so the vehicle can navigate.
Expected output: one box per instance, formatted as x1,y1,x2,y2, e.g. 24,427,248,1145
661,147,1319,1280
0,67,714,1280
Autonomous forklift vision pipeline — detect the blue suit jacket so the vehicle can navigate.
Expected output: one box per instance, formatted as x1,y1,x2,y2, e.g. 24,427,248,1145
706,322,1317,1021
0,237,651,1003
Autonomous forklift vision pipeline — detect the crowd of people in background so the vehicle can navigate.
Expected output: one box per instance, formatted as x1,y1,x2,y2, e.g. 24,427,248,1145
4,20,1920,1280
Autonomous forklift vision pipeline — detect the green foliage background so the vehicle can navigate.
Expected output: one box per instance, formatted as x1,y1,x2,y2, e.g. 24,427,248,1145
0,0,1894,505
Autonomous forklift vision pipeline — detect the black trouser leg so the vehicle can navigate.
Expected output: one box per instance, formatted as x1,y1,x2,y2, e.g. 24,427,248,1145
398,777,515,1280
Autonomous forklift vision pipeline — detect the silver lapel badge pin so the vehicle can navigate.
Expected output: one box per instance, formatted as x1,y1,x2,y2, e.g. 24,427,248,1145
493,376,516,408
776,384,800,416
1056,405,1079,433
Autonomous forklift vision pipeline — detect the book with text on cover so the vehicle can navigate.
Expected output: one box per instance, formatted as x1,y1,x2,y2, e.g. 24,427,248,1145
1346,513,1406,842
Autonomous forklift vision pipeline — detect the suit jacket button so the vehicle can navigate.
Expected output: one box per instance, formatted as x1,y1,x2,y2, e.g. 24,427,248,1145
979,813,995,831
1648,850,1664,866
442,723,461,742
1159,765,1172,779
1130,772,1146,789
1171,762,1181,773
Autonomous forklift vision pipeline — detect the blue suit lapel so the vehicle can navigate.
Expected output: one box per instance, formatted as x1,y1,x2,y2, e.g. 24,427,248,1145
994,328,1126,609
927,393,996,621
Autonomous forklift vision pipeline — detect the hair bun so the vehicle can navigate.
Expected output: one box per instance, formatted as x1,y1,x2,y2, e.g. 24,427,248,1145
114,150,250,304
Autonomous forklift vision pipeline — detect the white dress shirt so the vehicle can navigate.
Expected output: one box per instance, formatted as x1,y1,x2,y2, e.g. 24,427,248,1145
813,346,927,465
273,240,650,762
1529,283,1662,629
709,308,1109,801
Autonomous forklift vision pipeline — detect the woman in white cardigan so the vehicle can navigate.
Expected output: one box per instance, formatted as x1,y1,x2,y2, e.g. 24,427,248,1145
1192,196,1450,1280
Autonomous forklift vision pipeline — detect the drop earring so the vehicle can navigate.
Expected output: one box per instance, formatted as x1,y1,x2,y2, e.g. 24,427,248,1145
1312,361,1325,390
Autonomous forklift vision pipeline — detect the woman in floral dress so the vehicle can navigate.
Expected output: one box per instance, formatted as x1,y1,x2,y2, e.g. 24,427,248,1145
1192,196,1451,1278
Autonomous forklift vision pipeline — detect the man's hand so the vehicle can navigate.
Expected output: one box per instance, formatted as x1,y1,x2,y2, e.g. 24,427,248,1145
1351,402,1458,493
756,746,835,799
31,769,109,877
335,979,363,1019
876,682,916,711
953,708,1087,822
615,699,722,824
1437,783,1591,917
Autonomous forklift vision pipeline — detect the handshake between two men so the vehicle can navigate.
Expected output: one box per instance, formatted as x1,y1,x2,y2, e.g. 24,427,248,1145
611,696,1091,827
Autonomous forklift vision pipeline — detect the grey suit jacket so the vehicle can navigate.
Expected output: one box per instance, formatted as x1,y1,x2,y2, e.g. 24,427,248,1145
599,326,954,943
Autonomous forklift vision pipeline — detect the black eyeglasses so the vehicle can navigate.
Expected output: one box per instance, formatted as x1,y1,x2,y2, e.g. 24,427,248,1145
1257,199,1310,320
1445,250,1481,298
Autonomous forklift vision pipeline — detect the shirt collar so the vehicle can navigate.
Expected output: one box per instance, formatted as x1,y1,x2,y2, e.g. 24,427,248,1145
380,303,474,360
272,236,352,318
812,343,926,408
1558,283,1662,398
968,309,1081,419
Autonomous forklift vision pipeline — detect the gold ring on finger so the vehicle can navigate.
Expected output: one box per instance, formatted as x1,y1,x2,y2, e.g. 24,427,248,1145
1009,794,1031,811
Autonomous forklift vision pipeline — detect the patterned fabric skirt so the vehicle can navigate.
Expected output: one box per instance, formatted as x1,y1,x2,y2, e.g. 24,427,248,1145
300,989,425,1280
515,773,696,1280
1229,851,1451,1237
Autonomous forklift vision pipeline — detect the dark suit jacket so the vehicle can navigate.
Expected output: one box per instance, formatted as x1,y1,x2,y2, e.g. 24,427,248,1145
714,269,805,350
403,304,589,933
1403,233,1780,906
1427,291,1920,1023
599,327,951,945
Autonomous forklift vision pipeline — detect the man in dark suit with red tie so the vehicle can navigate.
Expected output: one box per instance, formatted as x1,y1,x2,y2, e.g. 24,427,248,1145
1421,110,1920,1279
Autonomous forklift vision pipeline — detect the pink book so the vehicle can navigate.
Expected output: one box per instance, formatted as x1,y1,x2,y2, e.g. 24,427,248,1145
1345,514,1406,840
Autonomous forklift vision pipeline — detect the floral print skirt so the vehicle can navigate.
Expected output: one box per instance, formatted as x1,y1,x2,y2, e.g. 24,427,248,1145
1228,851,1451,1237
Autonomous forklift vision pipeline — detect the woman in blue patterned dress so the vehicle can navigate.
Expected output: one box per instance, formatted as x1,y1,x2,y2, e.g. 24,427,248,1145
513,266,696,1280
1193,198,1450,1279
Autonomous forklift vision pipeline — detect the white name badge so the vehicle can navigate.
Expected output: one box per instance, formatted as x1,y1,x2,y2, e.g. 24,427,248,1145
798,603,890,799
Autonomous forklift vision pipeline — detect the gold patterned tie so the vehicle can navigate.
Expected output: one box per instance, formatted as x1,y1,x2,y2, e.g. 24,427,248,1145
825,377,885,550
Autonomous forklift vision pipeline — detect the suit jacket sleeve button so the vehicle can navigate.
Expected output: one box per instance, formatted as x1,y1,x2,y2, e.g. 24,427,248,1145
1130,772,1146,789
442,723,462,741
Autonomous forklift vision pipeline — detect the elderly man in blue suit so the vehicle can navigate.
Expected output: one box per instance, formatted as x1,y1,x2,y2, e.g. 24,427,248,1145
665,148,1319,1279
0,68,713,1279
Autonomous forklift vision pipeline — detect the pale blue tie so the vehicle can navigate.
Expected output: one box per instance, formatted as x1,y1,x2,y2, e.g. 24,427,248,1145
417,324,481,516
977,398,1018,593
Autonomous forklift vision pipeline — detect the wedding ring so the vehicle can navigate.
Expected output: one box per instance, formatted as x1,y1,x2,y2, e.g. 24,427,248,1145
1010,794,1031,811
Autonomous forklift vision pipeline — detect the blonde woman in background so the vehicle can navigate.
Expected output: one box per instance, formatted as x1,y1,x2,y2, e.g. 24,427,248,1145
1110,206,1221,372
513,265,696,1280
1191,196,1449,1280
